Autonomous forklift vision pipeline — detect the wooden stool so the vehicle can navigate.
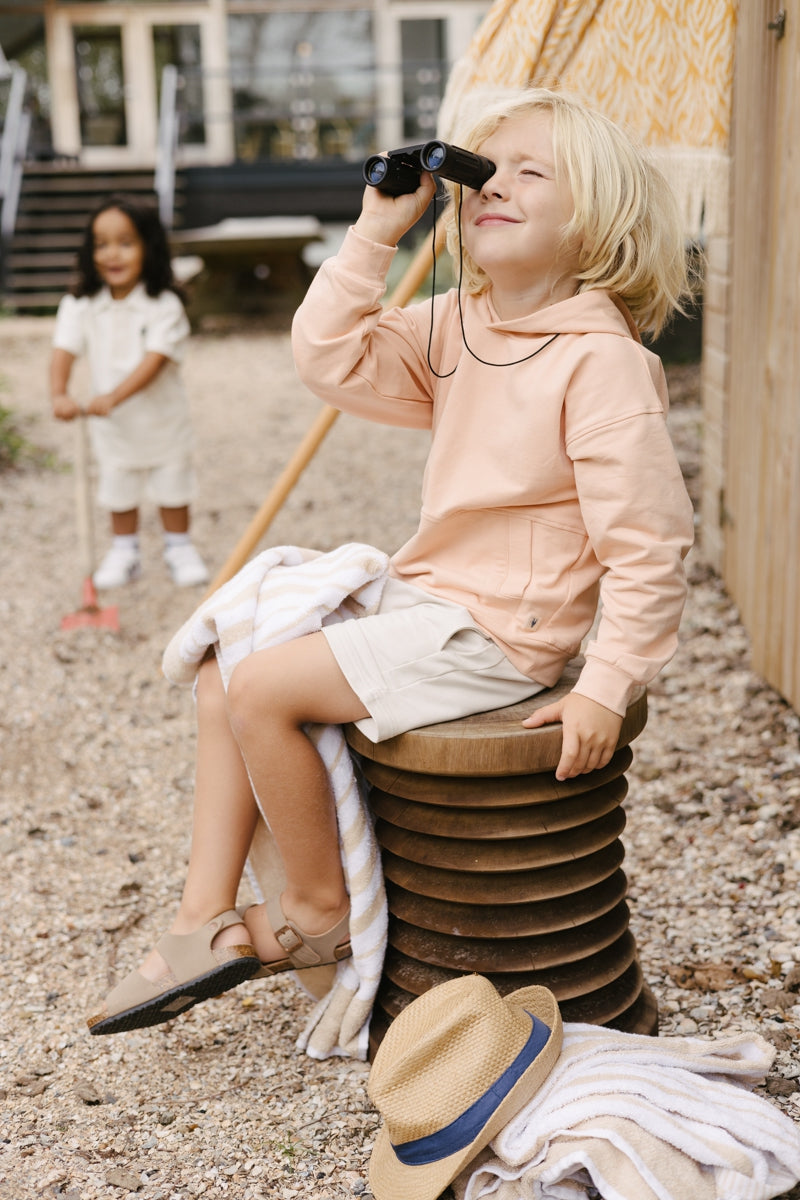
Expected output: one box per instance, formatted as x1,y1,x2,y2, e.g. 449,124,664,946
344,662,657,1056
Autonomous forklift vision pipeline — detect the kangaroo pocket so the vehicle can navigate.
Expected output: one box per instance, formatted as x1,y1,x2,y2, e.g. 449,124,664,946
393,510,598,656
394,509,513,599
488,515,596,653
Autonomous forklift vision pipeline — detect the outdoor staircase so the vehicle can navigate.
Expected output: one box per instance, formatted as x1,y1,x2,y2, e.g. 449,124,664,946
2,163,183,312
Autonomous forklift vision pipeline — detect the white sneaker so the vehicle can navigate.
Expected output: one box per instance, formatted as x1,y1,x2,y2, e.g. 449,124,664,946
164,542,210,587
93,544,142,589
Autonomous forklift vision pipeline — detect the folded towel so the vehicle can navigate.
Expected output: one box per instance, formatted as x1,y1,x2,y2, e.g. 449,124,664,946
454,1023,800,1200
162,542,390,1060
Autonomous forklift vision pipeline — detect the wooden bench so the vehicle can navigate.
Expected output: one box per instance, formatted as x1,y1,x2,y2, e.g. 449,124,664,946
345,662,657,1054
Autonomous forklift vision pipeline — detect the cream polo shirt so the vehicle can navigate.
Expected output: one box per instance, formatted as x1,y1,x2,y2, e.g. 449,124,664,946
53,284,193,469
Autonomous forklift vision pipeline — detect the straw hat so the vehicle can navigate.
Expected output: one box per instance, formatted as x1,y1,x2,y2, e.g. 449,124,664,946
368,975,562,1200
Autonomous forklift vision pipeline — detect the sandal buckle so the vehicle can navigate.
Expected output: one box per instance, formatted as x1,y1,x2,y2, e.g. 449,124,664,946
275,923,304,954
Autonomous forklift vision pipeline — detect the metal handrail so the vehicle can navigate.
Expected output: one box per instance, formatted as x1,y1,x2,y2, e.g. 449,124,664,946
155,63,178,230
0,63,30,244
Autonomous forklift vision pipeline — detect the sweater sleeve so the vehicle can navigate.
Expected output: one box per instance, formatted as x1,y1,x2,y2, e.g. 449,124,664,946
565,343,695,714
291,227,436,430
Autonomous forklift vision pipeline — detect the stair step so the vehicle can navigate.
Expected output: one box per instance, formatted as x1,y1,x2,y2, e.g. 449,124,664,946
6,270,80,288
3,292,65,309
19,193,157,214
9,252,78,268
11,232,83,251
20,178,182,198
15,213,103,231
21,168,159,188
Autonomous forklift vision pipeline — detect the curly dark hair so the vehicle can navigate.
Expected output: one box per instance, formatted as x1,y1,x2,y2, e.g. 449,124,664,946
73,194,184,300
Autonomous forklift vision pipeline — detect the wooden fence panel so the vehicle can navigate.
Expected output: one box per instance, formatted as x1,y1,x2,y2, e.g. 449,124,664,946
724,0,800,707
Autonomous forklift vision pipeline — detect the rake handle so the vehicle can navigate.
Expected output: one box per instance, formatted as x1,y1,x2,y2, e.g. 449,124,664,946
74,413,96,581
204,219,447,598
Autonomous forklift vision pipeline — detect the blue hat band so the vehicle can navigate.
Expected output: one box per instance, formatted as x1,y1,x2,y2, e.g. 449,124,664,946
392,1013,551,1167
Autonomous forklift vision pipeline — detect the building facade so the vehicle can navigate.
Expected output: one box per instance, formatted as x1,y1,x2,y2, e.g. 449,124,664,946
0,0,490,169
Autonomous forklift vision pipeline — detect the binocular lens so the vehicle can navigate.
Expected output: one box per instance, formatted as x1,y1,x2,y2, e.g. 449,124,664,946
364,156,389,185
421,142,446,171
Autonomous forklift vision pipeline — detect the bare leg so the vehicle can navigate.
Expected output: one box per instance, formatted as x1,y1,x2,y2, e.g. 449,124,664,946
140,634,368,976
160,504,190,534
139,654,257,981
225,631,369,963
111,508,138,535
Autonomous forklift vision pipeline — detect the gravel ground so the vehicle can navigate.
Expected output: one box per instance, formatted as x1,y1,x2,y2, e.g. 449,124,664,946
0,314,798,1200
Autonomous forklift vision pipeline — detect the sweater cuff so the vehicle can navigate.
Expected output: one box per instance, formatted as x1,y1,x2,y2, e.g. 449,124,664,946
571,657,642,717
339,225,398,277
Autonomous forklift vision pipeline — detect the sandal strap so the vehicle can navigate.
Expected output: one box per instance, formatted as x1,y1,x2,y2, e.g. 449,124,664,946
265,894,350,969
91,909,259,1026
154,908,256,981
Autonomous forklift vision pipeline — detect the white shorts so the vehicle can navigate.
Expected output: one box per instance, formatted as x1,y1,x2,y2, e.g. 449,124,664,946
322,576,543,743
96,455,196,511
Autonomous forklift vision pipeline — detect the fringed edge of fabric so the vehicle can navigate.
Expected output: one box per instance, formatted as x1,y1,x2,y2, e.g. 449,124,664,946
648,147,731,241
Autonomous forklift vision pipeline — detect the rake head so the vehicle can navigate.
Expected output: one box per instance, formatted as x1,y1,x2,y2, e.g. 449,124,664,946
60,578,120,632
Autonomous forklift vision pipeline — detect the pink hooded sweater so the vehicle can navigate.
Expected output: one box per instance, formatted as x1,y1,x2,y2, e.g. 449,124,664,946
291,228,694,716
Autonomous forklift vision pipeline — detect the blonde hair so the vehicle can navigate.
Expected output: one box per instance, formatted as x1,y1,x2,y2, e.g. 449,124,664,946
442,89,697,337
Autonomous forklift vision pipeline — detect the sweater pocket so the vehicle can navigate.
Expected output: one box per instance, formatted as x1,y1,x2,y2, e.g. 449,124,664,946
497,516,595,654
496,514,536,599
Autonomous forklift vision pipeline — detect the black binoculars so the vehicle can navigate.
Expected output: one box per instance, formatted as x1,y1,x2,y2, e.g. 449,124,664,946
362,141,496,197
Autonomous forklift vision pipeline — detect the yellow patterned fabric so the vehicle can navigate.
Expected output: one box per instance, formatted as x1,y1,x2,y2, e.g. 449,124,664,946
438,0,737,236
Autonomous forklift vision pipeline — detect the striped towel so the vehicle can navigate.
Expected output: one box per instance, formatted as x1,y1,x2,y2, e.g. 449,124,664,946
162,542,390,1060
454,1023,800,1200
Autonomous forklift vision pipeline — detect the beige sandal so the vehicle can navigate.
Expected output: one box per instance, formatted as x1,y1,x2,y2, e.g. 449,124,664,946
249,895,352,979
87,909,261,1035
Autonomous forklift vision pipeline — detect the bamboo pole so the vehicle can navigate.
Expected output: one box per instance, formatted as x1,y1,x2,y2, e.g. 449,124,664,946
204,218,447,596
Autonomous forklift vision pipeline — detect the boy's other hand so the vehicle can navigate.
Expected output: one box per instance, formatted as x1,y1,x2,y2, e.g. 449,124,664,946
522,692,623,781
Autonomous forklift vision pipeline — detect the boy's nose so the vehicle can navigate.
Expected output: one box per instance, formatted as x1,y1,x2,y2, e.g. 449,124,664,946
480,172,508,199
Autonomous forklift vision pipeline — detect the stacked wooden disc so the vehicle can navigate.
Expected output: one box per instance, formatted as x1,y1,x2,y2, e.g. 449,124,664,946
344,662,657,1056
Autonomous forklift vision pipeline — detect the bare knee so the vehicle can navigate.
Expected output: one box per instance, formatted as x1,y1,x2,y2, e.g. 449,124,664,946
227,650,285,740
227,636,365,736
195,654,228,724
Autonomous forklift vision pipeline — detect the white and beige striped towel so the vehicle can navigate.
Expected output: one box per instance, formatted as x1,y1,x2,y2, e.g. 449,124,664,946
454,1023,800,1200
162,542,390,1061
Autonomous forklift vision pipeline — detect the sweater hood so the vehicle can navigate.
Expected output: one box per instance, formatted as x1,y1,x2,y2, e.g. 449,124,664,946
481,288,642,343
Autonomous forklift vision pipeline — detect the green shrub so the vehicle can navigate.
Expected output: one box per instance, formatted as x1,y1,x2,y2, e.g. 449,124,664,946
0,404,55,472
0,404,27,468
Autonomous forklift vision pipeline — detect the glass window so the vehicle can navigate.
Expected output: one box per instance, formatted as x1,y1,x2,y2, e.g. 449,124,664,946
73,24,126,147
227,10,374,162
153,24,205,145
400,19,446,142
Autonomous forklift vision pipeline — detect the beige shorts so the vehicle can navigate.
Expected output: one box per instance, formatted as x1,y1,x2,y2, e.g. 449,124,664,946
97,456,195,511
322,576,543,743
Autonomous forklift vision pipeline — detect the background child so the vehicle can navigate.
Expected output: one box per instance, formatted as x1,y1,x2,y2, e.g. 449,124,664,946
86,89,695,1035
50,194,209,589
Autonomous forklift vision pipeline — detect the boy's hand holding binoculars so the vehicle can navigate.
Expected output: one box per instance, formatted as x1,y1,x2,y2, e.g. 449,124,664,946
355,163,437,248
355,140,496,248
